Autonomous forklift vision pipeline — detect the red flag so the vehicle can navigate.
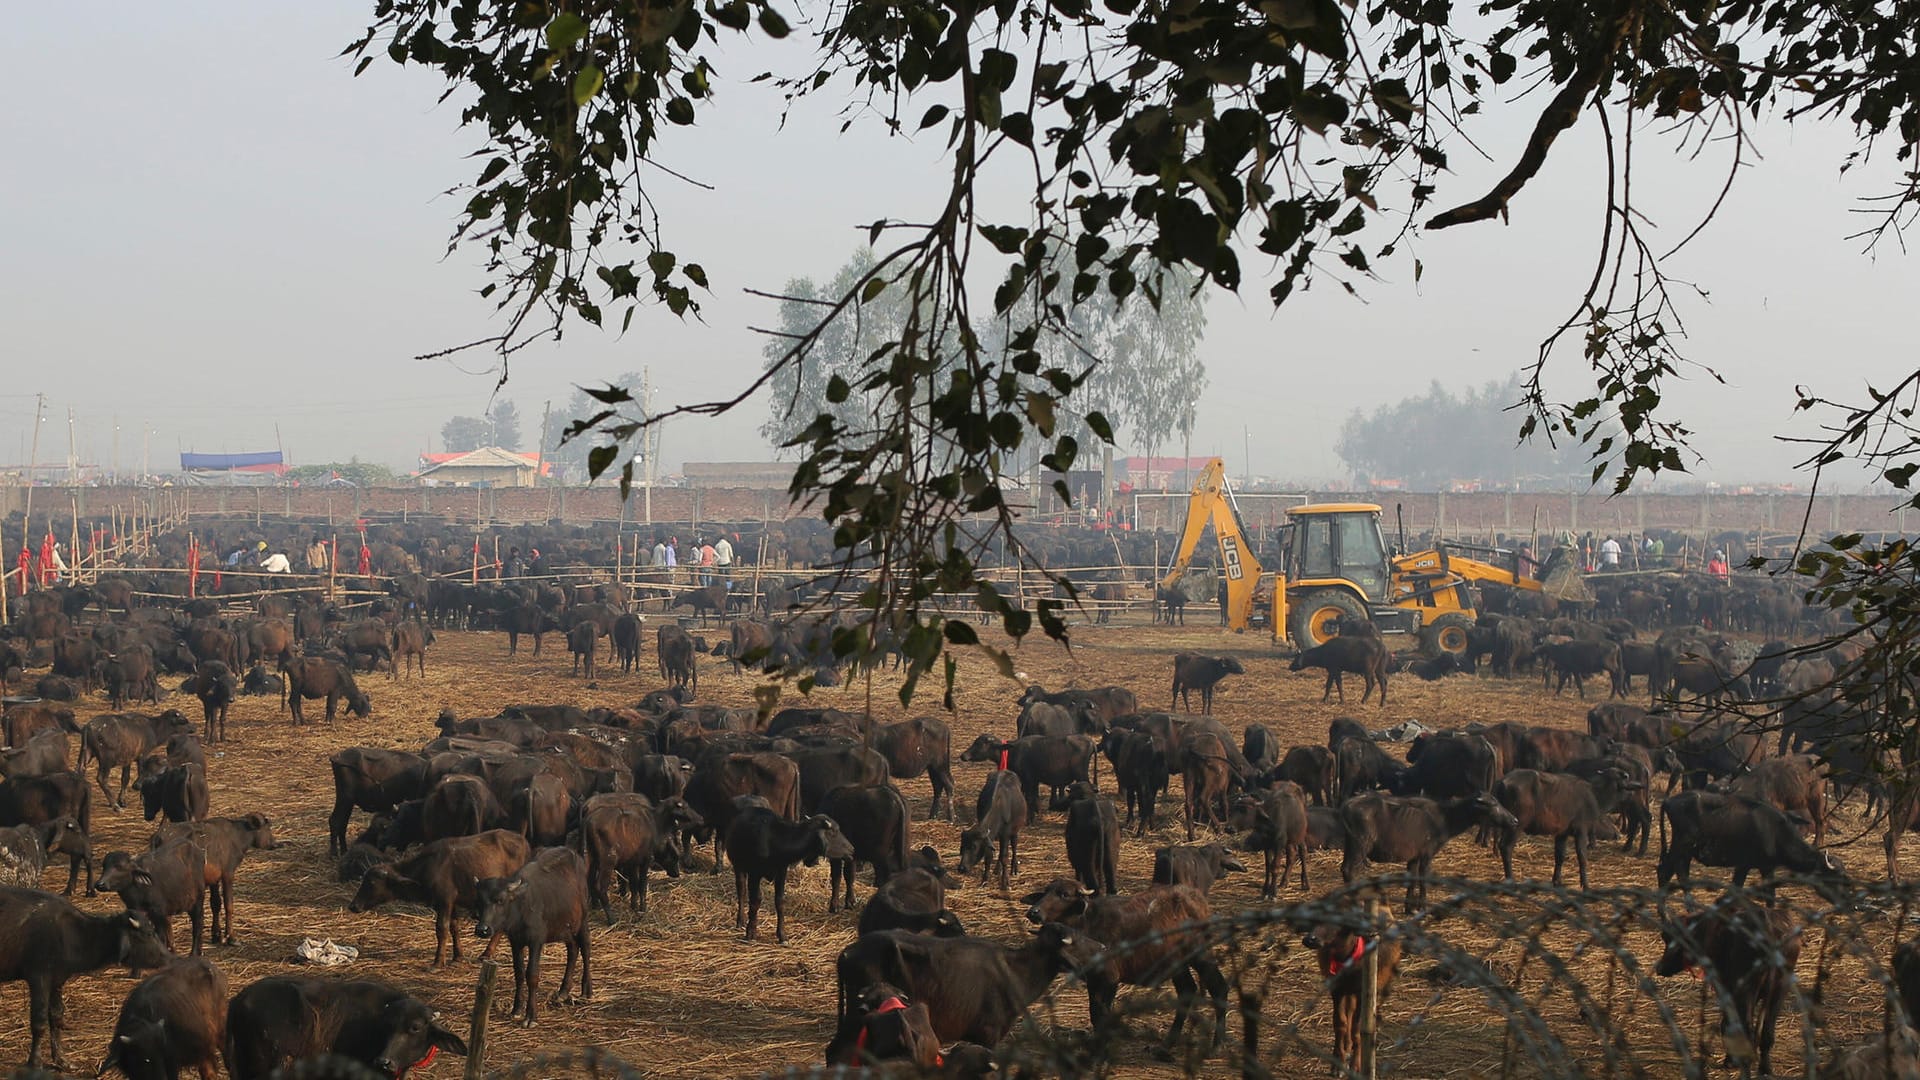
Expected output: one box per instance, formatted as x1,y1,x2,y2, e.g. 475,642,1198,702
472,540,480,584
14,544,28,596
37,533,55,586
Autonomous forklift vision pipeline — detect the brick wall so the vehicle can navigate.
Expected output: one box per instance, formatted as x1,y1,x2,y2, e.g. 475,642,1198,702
0,483,813,528
3,484,1911,540
1130,489,1914,540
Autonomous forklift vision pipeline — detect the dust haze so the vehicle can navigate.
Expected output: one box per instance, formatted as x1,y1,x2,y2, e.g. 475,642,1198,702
1,4,1912,489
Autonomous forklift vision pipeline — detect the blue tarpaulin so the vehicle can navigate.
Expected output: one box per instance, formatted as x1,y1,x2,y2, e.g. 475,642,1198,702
179,451,284,472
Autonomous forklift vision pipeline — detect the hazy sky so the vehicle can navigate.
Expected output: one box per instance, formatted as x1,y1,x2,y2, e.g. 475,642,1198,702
3,3,1914,487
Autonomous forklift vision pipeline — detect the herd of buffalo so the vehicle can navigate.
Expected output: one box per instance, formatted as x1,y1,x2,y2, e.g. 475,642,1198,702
0,528,1913,1078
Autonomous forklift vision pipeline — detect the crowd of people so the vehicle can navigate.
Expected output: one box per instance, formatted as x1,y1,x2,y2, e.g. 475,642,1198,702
1568,532,1732,579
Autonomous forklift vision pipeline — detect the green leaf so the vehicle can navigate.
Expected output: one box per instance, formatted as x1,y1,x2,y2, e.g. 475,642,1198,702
980,225,1028,254
1000,112,1034,147
1024,392,1056,436
919,104,949,130
587,444,619,479
584,385,633,405
1258,200,1308,255
666,96,696,125
758,7,791,37
1086,411,1114,443
546,12,589,53
572,65,605,107
862,277,888,302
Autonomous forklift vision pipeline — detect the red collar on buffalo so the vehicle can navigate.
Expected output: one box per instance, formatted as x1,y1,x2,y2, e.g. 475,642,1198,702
854,997,911,1052
1327,936,1370,977
998,749,1010,771
411,1045,439,1071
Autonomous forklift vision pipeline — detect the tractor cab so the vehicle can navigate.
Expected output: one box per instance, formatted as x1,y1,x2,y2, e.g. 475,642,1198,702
1286,504,1392,599
1274,503,1426,648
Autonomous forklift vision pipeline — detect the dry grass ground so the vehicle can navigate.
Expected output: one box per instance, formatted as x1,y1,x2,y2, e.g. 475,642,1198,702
2,616,1911,1078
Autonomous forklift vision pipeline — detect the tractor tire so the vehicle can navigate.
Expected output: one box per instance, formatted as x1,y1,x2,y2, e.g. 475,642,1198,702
1421,612,1474,658
1289,590,1366,649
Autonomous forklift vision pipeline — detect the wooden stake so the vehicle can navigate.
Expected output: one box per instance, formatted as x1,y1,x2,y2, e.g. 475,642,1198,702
465,959,497,1080
753,535,767,614
1361,897,1381,1080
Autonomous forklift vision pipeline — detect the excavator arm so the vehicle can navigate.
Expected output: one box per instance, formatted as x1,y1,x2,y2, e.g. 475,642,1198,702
1393,549,1545,592
1160,459,1265,630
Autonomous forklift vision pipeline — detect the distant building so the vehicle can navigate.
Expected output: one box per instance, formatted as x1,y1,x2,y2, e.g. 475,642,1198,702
416,447,547,487
682,462,795,488
1117,456,1216,491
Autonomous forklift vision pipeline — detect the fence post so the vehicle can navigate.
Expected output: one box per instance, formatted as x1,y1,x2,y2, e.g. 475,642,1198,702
465,958,497,1080
1360,897,1380,1080
1239,984,1263,1080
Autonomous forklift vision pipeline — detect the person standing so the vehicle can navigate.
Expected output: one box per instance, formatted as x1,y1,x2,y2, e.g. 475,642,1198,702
698,538,718,586
1600,535,1621,569
651,536,667,568
714,533,734,578
306,536,330,573
1707,549,1730,581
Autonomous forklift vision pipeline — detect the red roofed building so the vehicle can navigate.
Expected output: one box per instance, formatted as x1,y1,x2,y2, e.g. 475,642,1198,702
1117,456,1216,491
416,447,551,487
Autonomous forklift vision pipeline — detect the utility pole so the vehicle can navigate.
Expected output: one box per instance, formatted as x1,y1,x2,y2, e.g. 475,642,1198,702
66,408,77,485
536,399,551,486
141,424,151,484
24,394,45,525
641,368,653,525
112,416,120,484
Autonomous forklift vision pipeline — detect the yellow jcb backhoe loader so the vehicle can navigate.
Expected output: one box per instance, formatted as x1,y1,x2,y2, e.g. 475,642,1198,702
1159,458,1574,654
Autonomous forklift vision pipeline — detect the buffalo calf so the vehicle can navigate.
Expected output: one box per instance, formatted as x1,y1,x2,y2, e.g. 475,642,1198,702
99,955,229,1080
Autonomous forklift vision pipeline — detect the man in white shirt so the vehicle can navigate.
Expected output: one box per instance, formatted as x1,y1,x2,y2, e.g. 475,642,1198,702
714,534,733,572
1599,536,1621,569
260,550,293,573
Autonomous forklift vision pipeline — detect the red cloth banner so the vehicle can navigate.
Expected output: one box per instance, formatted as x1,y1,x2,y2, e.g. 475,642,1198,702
37,533,55,586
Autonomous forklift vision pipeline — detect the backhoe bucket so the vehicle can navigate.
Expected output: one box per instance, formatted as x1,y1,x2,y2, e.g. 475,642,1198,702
1538,545,1593,603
